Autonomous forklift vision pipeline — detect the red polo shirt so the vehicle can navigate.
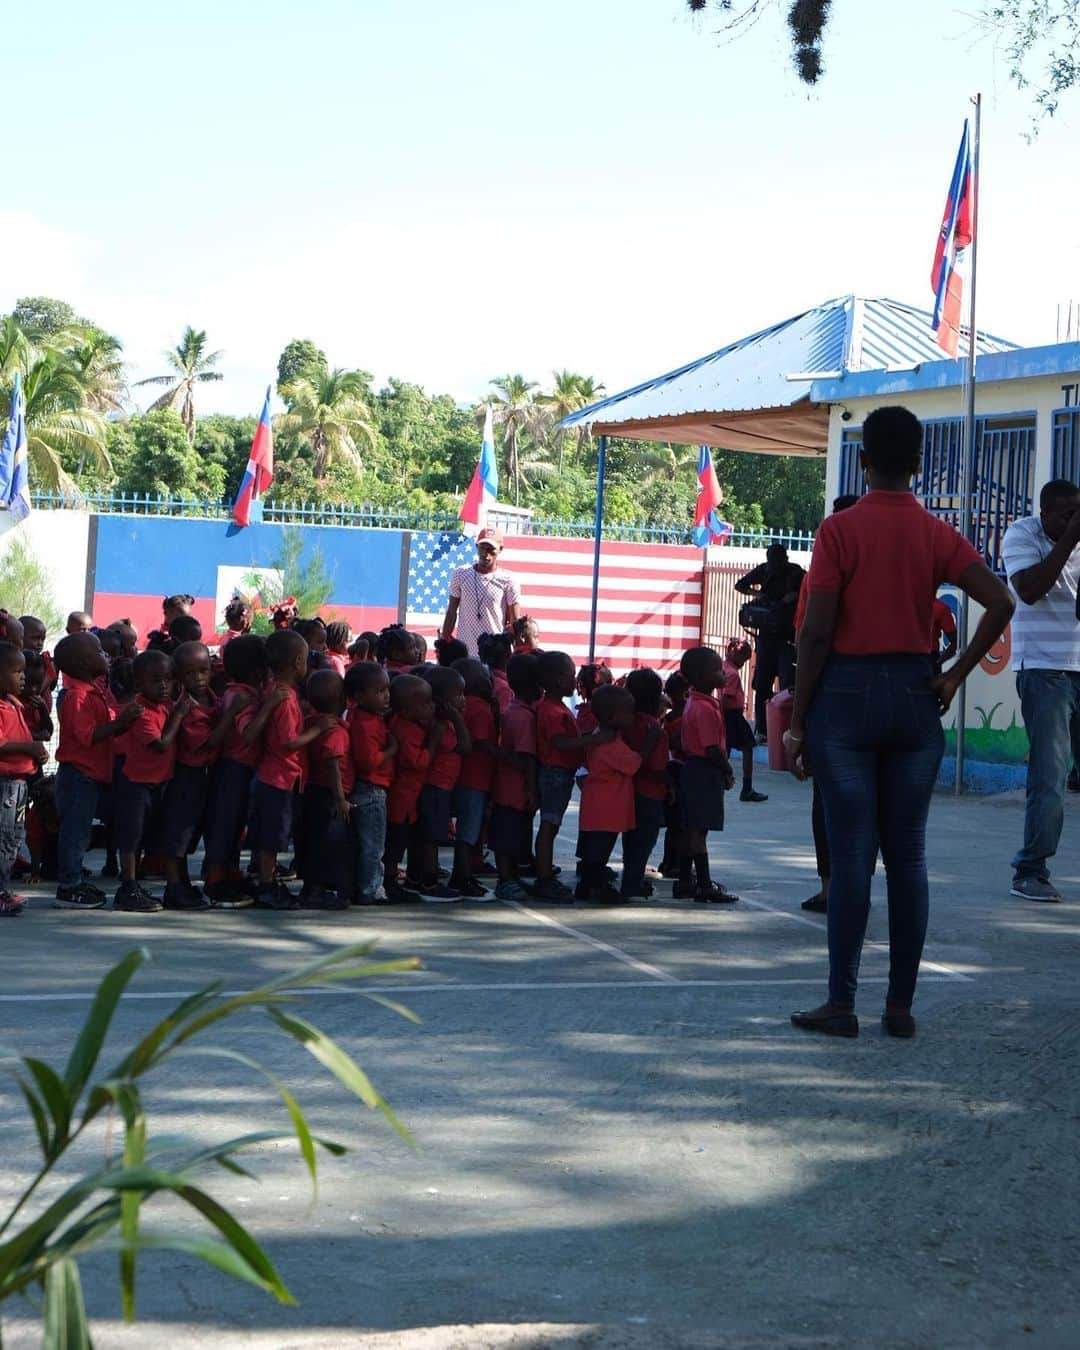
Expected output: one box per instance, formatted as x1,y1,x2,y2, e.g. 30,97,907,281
494,697,536,811
580,737,641,833
221,682,261,768
575,702,598,736
122,697,174,785
0,697,40,777
257,686,305,791
625,712,668,801
426,718,461,791
350,709,393,788
681,690,727,758
310,718,355,795
491,669,511,715
177,693,220,768
387,715,430,824
458,694,496,793
721,661,746,712
807,491,982,655
536,695,582,770
57,676,115,783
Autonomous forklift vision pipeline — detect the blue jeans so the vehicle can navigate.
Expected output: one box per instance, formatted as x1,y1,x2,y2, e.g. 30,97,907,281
349,781,387,900
0,778,28,888
1012,669,1080,882
806,655,944,1011
55,763,102,890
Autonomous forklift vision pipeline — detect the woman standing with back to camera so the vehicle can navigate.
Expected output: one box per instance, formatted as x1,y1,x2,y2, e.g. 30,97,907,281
786,406,1014,1039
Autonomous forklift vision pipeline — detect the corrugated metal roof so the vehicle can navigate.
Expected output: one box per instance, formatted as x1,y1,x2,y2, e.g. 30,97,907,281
560,295,1017,430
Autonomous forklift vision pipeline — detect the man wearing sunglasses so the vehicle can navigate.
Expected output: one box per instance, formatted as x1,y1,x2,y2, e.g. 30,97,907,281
441,527,522,658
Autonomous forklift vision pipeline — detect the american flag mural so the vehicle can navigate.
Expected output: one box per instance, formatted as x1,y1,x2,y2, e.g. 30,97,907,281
406,532,704,672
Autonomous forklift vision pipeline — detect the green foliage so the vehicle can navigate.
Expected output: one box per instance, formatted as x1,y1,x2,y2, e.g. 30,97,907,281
110,410,226,499
134,326,224,440
241,528,336,632
10,297,87,341
276,339,329,394
0,943,420,1348
0,534,64,634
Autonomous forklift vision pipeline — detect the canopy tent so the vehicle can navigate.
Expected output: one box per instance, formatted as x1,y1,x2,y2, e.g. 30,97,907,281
560,294,1017,456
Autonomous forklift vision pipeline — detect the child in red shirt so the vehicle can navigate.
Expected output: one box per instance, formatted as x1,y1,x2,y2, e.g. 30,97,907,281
676,646,737,904
448,659,498,898
412,666,471,901
160,642,220,912
576,685,659,903
243,629,327,909
202,634,266,908
574,662,613,737
385,674,443,903
114,649,189,913
658,670,689,878
324,622,351,678
620,668,670,899
478,633,513,715
0,643,48,914
53,632,141,910
219,599,253,651
299,669,353,909
21,652,54,748
534,651,595,900
345,661,396,904
20,615,57,708
723,639,767,803
490,653,540,900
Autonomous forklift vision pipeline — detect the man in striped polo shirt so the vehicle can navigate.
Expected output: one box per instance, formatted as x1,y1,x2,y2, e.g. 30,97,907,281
1002,479,1080,902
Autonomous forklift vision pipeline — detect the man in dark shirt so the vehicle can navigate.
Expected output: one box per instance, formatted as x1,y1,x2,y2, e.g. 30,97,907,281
735,544,806,735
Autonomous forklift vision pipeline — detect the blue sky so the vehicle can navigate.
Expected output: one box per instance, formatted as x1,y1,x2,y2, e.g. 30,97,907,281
3,0,1078,416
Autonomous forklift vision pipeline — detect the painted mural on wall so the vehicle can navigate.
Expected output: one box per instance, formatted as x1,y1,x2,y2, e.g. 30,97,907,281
940,592,1027,764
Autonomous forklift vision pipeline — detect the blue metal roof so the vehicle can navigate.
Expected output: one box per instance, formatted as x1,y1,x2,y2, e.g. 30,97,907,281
560,295,1017,430
810,339,1080,403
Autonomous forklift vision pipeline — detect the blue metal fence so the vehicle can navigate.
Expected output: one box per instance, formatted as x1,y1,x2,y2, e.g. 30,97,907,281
26,490,814,552
838,413,1035,572
1052,407,1080,482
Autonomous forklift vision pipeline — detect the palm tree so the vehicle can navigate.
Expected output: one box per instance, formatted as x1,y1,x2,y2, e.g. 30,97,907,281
19,350,109,494
488,374,539,506
69,328,127,415
541,370,605,470
0,317,31,384
278,369,378,480
135,326,223,440
635,441,701,485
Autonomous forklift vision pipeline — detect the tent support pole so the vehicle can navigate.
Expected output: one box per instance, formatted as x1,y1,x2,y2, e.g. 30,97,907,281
588,435,607,662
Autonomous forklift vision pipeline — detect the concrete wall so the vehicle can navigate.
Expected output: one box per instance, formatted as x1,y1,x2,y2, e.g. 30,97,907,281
0,508,92,631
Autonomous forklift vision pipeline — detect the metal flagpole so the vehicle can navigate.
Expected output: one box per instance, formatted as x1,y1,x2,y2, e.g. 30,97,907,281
588,435,607,662
955,91,982,795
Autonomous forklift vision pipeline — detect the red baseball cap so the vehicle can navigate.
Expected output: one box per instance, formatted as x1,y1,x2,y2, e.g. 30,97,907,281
477,527,504,548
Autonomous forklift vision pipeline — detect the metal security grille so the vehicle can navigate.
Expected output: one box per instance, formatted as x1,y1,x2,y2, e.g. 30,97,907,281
837,414,1035,571
1052,408,1080,483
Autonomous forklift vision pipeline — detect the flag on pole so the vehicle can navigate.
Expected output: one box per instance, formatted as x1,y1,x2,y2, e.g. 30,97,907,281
691,445,731,547
231,386,274,527
0,372,31,523
459,404,498,537
930,119,974,358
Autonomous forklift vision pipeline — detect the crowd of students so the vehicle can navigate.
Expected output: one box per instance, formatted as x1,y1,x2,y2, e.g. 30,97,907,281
0,594,769,917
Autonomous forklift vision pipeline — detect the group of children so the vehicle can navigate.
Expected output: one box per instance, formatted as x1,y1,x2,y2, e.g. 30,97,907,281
0,594,769,917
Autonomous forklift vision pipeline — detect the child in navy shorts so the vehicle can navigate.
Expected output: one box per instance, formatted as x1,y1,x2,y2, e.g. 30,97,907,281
345,661,395,905
412,666,470,901
385,674,442,904
621,668,670,899
449,659,498,899
114,649,188,914
160,641,218,912
490,654,540,900
533,651,592,901
676,646,738,904
203,634,266,908
723,639,767,803
299,669,353,910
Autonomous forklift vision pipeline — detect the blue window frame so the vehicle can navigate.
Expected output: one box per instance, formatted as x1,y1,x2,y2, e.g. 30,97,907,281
1051,407,1080,483
838,412,1035,572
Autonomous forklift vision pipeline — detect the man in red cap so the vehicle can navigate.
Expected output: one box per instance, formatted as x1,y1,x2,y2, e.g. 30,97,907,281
441,527,522,657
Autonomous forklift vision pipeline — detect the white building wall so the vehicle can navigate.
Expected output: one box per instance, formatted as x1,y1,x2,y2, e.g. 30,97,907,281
0,509,92,630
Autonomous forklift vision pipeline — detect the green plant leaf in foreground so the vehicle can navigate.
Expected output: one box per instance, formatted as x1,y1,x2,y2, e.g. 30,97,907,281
42,1257,93,1350
63,948,148,1103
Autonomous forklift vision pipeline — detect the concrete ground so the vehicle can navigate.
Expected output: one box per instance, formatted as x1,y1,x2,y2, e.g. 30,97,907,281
0,769,1077,1349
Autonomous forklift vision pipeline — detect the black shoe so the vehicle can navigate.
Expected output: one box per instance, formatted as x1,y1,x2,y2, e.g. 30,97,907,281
256,882,297,911
204,881,255,910
384,881,422,904
882,1010,916,1038
801,892,828,913
695,882,739,903
114,881,163,914
449,877,490,899
791,1006,859,1038
299,888,350,911
163,882,211,912
53,883,107,911
740,788,768,803
576,884,626,905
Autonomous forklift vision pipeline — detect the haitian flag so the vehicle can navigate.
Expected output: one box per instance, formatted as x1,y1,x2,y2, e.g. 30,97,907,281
232,386,274,527
930,120,974,358
691,445,731,547
459,404,498,537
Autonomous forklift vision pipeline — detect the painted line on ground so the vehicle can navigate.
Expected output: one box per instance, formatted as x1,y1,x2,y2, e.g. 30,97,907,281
0,975,964,1004
738,893,974,983
502,900,681,982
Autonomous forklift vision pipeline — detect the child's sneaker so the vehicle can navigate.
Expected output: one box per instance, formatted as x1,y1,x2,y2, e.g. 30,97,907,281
695,881,739,904
493,879,532,901
449,877,491,900
576,883,626,905
383,881,422,904
255,882,298,911
0,890,26,916
419,881,461,903
204,881,255,910
114,881,163,913
531,875,573,901
739,788,768,803
53,883,107,911
162,882,211,912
